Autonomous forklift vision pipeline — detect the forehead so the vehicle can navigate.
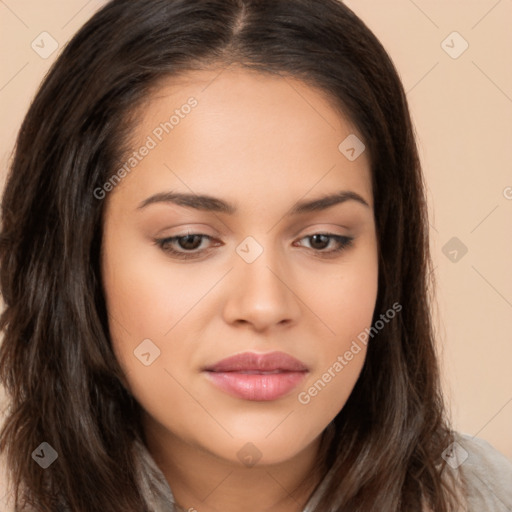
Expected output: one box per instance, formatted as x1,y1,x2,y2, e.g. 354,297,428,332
112,66,373,213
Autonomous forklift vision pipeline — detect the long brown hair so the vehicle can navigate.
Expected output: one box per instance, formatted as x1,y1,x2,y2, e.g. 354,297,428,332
0,0,462,510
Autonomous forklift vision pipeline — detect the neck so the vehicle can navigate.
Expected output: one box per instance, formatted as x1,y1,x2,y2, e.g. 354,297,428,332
143,418,325,512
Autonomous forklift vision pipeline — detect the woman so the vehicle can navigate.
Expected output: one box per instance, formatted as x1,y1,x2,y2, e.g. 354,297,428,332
0,0,511,510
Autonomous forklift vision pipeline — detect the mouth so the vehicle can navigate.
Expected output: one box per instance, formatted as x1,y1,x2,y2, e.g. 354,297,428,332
202,351,309,401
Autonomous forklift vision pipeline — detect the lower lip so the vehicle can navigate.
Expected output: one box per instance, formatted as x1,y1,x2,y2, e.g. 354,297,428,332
204,371,307,401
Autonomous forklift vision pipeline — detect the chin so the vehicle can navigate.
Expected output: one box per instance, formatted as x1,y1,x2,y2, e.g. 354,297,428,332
193,426,320,468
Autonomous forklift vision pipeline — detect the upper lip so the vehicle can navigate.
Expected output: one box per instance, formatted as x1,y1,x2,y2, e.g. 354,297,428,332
203,351,309,373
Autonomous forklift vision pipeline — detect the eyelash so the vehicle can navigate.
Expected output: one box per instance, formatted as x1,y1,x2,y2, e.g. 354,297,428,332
154,232,355,260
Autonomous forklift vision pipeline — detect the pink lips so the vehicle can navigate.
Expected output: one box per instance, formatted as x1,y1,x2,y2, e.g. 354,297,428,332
202,351,309,401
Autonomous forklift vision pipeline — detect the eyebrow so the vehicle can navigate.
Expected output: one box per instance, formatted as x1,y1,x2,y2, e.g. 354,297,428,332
137,190,370,215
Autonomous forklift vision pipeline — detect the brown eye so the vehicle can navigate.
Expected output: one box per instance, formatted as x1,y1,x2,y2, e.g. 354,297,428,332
154,233,216,260
309,234,330,250
294,233,355,257
176,234,203,250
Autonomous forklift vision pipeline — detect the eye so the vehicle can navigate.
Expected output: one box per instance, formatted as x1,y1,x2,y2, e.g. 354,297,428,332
293,233,354,257
154,233,219,260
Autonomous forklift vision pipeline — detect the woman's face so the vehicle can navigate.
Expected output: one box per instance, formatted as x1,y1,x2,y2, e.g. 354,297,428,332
101,67,378,467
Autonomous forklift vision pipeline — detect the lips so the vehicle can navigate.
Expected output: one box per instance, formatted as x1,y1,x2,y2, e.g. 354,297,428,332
203,351,308,373
202,351,309,401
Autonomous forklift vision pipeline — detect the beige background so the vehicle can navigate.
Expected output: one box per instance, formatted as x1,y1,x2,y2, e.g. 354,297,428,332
0,0,511,466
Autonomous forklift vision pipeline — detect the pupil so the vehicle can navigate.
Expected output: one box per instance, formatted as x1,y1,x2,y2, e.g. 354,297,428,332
180,235,201,250
311,234,328,249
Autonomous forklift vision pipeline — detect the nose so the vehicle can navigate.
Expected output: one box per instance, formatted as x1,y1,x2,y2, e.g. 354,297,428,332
222,244,302,332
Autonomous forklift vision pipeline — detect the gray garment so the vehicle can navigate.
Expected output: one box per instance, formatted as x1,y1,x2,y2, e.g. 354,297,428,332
454,433,512,511
137,432,512,512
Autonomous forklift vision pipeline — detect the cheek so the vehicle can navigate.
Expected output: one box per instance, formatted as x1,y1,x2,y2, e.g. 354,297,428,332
101,230,223,402
298,240,378,414
101,232,216,344
309,236,379,347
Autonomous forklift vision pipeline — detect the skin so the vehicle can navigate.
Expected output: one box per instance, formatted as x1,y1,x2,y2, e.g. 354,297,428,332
101,65,379,512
